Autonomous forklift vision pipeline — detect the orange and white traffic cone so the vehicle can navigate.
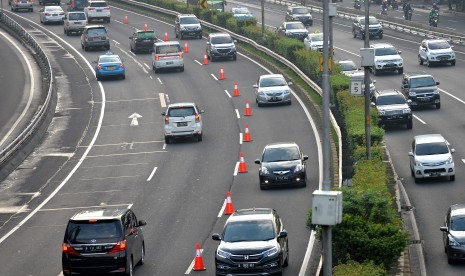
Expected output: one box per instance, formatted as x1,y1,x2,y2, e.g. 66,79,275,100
219,66,225,80
164,32,169,41
123,15,128,24
193,243,206,271
233,81,240,97
203,52,208,65
244,100,252,116
243,124,252,142
224,191,234,215
143,22,148,31
238,152,248,173
183,41,189,53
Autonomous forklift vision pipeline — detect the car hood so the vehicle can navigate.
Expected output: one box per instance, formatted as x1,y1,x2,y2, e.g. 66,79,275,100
309,41,323,47
258,86,290,94
218,239,277,255
294,13,312,18
263,160,301,171
181,23,201,28
450,230,465,244
375,54,401,61
287,29,308,34
212,42,235,48
409,86,437,93
415,153,451,164
377,104,409,111
429,49,454,55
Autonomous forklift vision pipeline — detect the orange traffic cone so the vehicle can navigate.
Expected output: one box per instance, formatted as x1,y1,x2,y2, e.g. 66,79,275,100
244,100,252,116
243,124,252,142
225,191,234,215
184,42,189,53
123,15,128,24
143,22,148,31
193,243,206,271
164,32,169,41
233,82,240,97
219,66,225,80
203,52,208,65
238,152,248,173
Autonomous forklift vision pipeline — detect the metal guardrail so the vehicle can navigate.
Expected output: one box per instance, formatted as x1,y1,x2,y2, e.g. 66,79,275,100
0,13,54,171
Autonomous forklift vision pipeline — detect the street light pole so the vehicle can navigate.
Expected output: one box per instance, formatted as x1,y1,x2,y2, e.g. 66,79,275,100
364,0,371,160
261,0,265,43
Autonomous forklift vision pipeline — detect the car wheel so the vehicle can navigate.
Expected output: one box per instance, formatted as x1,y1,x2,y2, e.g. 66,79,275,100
414,176,420,183
427,59,432,67
436,102,441,109
283,244,289,267
410,168,414,177
287,100,292,106
379,34,383,39
418,55,424,65
137,244,145,266
233,54,237,61
197,133,203,142
361,33,365,40
450,175,455,181
165,136,170,144
154,68,160,74
106,45,110,50
373,67,378,76
96,75,100,81
29,8,33,12
211,56,216,62
407,119,412,129
64,28,67,35
301,180,307,188
125,257,133,276
259,183,267,190
121,74,126,80
451,60,456,66
180,32,183,39
398,68,403,74
179,66,184,72
84,46,88,51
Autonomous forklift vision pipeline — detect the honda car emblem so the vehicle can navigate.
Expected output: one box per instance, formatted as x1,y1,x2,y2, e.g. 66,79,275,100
91,239,97,243
244,255,249,260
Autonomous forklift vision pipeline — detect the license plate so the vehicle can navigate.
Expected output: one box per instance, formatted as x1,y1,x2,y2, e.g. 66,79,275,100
420,98,430,102
86,246,102,251
53,14,58,16
97,9,102,12
166,61,173,65
177,122,188,127
239,263,255,268
74,22,82,25
143,39,151,42
106,66,115,70
276,176,288,180
430,172,439,176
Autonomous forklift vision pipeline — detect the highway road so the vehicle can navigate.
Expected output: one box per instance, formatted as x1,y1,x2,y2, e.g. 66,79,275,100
244,0,465,274
0,3,321,276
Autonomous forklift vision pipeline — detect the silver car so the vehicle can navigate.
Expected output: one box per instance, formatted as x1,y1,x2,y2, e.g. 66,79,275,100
151,41,184,73
9,0,33,12
254,74,292,106
64,11,87,35
40,6,65,25
409,134,455,182
161,103,203,144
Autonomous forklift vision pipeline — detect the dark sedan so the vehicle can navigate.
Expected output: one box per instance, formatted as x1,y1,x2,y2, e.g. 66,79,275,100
255,142,308,189
440,204,465,263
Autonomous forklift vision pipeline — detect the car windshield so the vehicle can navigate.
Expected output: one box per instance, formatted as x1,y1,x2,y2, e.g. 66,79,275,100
429,41,451,50
409,77,436,88
136,31,156,39
156,44,181,54
377,95,406,105
68,13,86,20
168,106,195,117
415,142,449,156
451,216,465,231
211,36,233,44
180,17,199,24
340,61,358,71
293,8,308,14
263,146,300,162
222,220,275,242
375,47,398,56
360,18,380,25
287,23,305,30
259,77,287,87
310,34,323,41
66,220,122,244
234,8,249,14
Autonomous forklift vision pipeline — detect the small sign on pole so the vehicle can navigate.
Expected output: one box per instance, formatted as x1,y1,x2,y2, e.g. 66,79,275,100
349,72,365,96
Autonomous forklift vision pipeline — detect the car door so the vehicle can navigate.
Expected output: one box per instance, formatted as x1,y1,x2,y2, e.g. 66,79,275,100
274,214,288,264
123,212,137,263
409,140,416,171
418,41,427,61
443,209,451,248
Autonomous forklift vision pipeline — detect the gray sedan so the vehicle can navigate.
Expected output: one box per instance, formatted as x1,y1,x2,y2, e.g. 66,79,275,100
254,74,292,106
40,6,65,25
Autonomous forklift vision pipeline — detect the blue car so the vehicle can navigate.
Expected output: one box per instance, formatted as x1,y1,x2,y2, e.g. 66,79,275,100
95,51,125,80
232,6,253,20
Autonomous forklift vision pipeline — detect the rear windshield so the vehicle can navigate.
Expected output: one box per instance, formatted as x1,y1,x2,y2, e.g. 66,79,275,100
45,6,63,12
68,13,86,20
136,31,156,39
156,44,181,54
99,56,121,63
90,2,108,7
72,0,88,5
292,7,308,14
168,106,195,117
87,28,106,35
263,146,300,162
66,220,122,244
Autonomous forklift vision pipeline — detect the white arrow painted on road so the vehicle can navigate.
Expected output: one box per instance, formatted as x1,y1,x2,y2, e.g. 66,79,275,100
128,113,142,126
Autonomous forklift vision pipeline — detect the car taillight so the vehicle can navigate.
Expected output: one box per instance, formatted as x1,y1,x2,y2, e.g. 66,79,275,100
108,240,126,254
88,7,95,10
164,115,169,125
119,64,124,68
195,114,200,123
104,7,110,10
62,243,79,255
60,13,65,16
155,55,160,61
97,65,102,69
179,53,183,58
45,13,50,16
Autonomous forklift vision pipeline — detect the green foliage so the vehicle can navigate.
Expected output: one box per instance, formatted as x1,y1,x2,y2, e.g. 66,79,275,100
273,37,305,62
215,12,233,27
333,260,387,276
294,48,322,84
240,25,263,42
226,17,238,33
351,160,388,192
199,8,215,22
352,144,384,162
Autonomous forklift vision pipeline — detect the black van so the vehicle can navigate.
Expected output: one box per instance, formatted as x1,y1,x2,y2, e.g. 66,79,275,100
67,0,88,11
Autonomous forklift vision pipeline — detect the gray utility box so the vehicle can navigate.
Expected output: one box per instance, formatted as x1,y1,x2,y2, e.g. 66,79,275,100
360,48,375,67
311,190,343,225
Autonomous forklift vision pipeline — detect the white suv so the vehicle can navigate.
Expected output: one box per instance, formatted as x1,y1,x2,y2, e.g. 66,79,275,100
84,0,110,23
418,39,456,67
161,103,204,144
409,134,455,183
371,43,403,75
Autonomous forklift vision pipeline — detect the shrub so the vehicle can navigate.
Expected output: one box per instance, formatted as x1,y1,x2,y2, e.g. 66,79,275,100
351,160,388,192
273,37,305,62
333,260,387,276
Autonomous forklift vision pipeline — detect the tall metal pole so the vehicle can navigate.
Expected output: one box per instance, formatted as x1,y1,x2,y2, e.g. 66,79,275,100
364,0,371,160
261,0,265,43
322,0,332,275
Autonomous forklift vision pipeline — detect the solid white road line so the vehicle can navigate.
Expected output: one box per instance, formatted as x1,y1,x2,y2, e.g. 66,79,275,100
233,161,239,176
224,89,232,98
103,98,159,103
235,109,240,119
211,73,218,81
147,166,158,181
86,150,167,158
195,60,203,65
239,133,243,144
159,92,166,107
218,199,227,218
413,114,426,124
157,77,163,84
462,159,465,164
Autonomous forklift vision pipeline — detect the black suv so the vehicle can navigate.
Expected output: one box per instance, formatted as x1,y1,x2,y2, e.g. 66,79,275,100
62,207,147,275
175,14,202,39
352,16,383,39
371,89,412,129
285,6,313,26
401,72,441,109
129,30,159,53
212,208,289,276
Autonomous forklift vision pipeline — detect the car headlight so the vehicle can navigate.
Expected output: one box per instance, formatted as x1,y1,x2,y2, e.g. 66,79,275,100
180,26,187,30
211,46,217,51
284,89,291,94
261,167,270,175
415,160,423,167
379,110,386,115
217,249,231,259
397,59,403,63
433,89,439,94
449,235,460,246
403,109,411,114
264,247,278,257
409,92,416,97
294,164,304,173
231,45,236,51
446,156,454,164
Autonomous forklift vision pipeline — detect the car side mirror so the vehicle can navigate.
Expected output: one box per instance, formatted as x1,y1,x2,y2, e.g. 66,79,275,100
371,102,376,106
451,45,455,48
206,41,210,45
278,230,288,238
253,84,258,88
40,8,44,12
440,226,448,232
161,112,166,116
233,40,237,43
254,159,261,164
129,36,133,39
372,80,377,84
212,233,221,241
303,155,308,161
436,81,440,85
138,220,147,227
403,84,409,88
288,82,293,86
200,109,205,114
408,152,414,156
398,51,402,54
451,149,455,153
407,99,412,104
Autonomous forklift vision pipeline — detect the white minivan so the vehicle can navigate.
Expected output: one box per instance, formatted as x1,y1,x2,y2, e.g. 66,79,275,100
151,41,184,73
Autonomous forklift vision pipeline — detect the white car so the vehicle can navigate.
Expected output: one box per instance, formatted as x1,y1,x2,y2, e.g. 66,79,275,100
161,103,204,144
418,39,456,67
409,134,455,182
370,43,403,75
231,6,253,20
338,60,359,75
254,74,292,106
304,32,324,51
84,0,110,23
39,6,65,25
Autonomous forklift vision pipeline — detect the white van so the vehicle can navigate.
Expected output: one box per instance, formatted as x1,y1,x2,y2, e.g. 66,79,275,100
151,41,184,73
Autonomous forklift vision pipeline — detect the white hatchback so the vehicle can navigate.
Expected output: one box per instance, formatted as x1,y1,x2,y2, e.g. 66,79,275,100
418,39,456,67
84,0,110,23
40,6,65,25
161,103,203,144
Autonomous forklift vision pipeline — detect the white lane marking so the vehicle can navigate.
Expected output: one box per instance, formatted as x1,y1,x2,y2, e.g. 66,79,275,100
195,60,203,65
0,206,29,214
59,190,123,195
39,204,132,212
103,97,158,103
224,89,232,98
87,141,163,147
185,248,204,274
159,92,166,107
218,199,227,217
147,166,158,181
34,152,74,157
129,142,134,150
0,32,35,148
144,63,151,69
0,22,107,246
112,40,120,45
413,114,426,124
235,109,240,119
162,143,167,150
115,44,148,74
239,133,243,145
233,161,239,176
86,151,167,158
81,163,150,169
211,73,218,81
79,175,142,181
445,27,457,31
462,159,465,164
448,20,458,23
157,77,163,84
440,88,465,105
